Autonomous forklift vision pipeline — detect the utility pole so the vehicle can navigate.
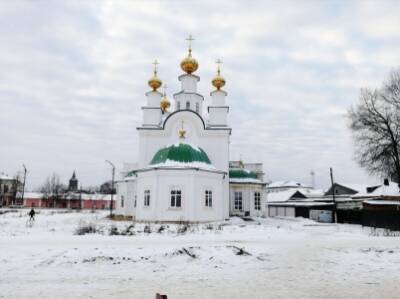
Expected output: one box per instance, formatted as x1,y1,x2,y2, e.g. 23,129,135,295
105,160,115,218
330,167,337,223
21,164,27,206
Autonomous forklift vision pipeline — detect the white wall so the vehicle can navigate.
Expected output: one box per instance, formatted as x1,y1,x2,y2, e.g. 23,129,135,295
138,111,230,173
135,169,226,222
229,183,265,217
116,179,136,217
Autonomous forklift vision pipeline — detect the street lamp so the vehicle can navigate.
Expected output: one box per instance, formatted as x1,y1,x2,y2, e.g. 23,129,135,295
105,160,115,218
21,164,27,206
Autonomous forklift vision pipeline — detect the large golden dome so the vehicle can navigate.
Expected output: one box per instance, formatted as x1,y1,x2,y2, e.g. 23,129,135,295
148,75,162,91
180,49,198,74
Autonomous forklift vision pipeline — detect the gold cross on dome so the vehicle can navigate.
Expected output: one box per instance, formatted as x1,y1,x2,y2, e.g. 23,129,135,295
179,120,186,138
185,34,195,50
152,59,159,74
162,84,167,96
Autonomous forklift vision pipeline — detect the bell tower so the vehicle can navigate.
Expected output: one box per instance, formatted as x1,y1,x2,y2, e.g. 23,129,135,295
208,59,229,127
173,35,204,117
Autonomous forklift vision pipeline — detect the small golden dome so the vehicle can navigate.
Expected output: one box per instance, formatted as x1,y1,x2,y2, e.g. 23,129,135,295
160,96,170,112
148,59,162,91
212,59,226,90
180,49,198,74
212,74,226,90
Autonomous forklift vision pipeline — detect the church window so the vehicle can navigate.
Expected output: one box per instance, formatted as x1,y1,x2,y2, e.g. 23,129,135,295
234,192,242,211
196,102,199,113
121,195,124,208
177,101,181,110
254,192,261,210
205,190,212,207
186,101,190,110
144,190,150,206
170,190,182,207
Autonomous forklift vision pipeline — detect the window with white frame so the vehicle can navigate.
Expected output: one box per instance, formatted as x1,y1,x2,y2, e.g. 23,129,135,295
170,190,182,207
177,101,181,110
144,190,150,206
254,192,261,210
205,190,212,207
186,101,190,110
234,192,243,211
121,195,124,208
195,102,199,113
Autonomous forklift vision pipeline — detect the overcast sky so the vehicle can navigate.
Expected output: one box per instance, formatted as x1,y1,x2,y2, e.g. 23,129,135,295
1,0,400,190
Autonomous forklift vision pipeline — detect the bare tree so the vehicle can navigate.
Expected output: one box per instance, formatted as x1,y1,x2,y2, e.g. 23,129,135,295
349,69,400,186
40,173,65,207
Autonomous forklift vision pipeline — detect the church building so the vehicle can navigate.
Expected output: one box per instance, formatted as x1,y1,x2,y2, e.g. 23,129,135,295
116,37,266,222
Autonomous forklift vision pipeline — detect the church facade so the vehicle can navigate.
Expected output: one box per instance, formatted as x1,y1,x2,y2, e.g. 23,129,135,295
116,38,266,222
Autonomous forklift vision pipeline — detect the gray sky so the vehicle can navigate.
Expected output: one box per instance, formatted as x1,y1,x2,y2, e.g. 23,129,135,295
1,0,400,190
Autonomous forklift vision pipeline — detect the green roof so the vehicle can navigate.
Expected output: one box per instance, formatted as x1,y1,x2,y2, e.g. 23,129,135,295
150,142,212,166
126,170,136,177
229,168,258,179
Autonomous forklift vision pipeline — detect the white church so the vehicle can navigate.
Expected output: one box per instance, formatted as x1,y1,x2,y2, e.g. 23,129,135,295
116,37,266,222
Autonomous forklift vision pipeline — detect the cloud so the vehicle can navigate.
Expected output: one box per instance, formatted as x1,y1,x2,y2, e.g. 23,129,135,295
1,0,399,189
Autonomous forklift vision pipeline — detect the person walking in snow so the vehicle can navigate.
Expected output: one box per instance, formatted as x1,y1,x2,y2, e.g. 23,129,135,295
28,208,35,222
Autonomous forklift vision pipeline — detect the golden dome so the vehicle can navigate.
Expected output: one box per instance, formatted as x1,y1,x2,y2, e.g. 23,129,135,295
180,49,198,74
160,84,170,112
148,75,162,91
212,73,226,90
212,60,226,90
148,59,162,91
160,96,170,112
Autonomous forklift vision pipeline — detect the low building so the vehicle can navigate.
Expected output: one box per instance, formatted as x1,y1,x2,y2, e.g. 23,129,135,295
228,162,266,217
23,192,115,210
0,173,21,207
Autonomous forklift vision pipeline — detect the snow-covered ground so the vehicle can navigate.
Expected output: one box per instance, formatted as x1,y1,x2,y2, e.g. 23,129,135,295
1,209,400,299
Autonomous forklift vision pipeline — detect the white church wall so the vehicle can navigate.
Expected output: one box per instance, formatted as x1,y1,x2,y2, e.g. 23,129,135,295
145,90,163,107
138,111,230,173
208,107,228,126
142,108,162,126
135,169,225,222
115,179,137,217
179,74,199,93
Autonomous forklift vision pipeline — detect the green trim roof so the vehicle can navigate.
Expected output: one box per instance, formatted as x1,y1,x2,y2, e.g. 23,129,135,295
150,142,212,166
229,168,258,179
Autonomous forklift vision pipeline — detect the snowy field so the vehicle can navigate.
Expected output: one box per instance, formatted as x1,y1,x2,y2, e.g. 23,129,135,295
1,209,400,299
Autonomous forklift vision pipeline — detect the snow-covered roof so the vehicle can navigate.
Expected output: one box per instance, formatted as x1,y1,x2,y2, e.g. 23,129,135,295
364,200,400,206
143,142,218,172
268,201,333,207
268,181,311,189
23,192,43,199
266,189,306,202
229,178,264,184
369,182,400,197
146,160,217,171
353,181,400,197
0,173,14,180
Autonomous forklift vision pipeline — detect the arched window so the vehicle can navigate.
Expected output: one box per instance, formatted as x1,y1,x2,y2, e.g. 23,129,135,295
195,102,199,113
186,101,190,110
